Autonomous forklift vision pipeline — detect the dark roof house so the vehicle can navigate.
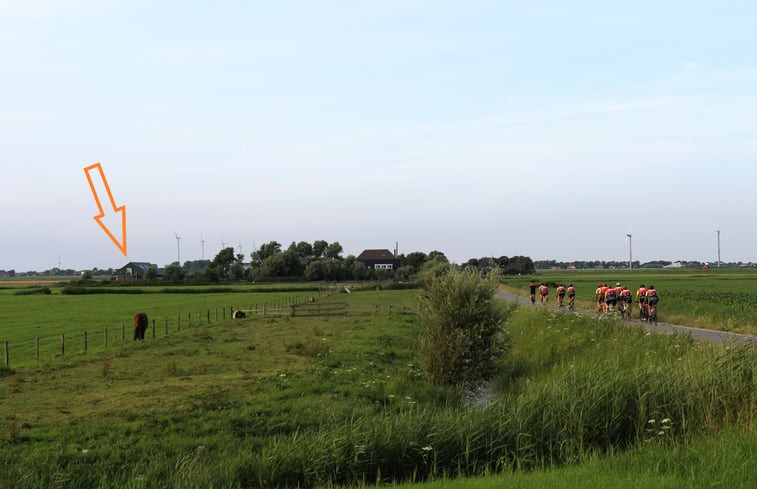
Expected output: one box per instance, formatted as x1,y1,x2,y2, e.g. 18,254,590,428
356,249,401,271
115,262,157,280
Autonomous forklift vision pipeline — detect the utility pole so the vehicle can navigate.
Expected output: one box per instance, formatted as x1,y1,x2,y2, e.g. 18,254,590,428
626,234,632,269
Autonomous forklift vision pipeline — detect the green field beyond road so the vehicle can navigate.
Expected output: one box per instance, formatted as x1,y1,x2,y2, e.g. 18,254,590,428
501,268,757,335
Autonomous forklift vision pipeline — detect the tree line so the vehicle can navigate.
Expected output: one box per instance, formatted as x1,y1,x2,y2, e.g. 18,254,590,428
146,240,534,284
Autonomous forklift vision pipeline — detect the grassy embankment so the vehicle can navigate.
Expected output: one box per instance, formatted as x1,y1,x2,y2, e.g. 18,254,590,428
501,268,757,335
1,287,755,488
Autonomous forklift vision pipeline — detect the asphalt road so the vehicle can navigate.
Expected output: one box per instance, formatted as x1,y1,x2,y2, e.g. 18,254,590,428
495,289,757,347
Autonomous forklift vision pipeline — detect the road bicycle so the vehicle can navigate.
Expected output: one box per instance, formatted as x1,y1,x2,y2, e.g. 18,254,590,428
621,300,633,320
567,295,575,311
639,303,648,321
647,303,658,325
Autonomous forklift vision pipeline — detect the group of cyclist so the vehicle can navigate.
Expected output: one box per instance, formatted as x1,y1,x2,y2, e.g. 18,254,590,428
527,280,659,321
594,282,659,321
529,281,576,309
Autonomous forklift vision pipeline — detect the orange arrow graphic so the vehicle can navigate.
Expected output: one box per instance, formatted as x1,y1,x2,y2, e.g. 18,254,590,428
84,162,127,256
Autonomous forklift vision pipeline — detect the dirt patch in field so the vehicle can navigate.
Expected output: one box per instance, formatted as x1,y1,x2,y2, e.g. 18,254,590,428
0,280,62,287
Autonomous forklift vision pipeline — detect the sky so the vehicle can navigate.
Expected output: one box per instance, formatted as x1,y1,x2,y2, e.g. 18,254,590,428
1,0,756,271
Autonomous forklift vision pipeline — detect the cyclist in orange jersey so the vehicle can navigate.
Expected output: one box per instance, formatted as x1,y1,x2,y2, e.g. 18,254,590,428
529,281,537,305
636,284,647,320
556,284,566,307
645,285,659,318
539,283,549,304
595,283,604,312
600,283,610,312
604,284,618,311
567,284,576,309
620,285,633,318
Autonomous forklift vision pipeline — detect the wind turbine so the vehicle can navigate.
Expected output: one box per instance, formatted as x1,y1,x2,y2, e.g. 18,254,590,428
201,233,206,261
715,229,721,267
175,232,182,265
625,228,633,269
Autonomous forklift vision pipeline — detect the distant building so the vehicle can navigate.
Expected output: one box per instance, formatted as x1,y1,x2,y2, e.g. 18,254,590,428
356,249,401,271
115,262,157,280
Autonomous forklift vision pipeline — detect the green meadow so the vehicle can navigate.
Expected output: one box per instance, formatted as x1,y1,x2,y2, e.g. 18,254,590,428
1,286,754,488
501,267,757,335
0,285,323,368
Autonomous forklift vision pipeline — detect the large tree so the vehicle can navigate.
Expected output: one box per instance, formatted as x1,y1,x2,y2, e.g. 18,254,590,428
324,242,343,260
312,240,328,258
251,241,282,267
203,247,236,281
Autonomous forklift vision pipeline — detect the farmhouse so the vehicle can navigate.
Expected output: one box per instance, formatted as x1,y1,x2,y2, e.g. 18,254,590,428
356,249,401,271
115,262,158,281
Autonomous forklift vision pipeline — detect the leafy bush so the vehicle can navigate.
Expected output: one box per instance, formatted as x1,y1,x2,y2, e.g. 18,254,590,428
418,268,514,385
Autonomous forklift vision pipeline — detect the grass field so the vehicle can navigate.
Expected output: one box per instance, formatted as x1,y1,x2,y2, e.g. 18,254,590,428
0,285,327,368
2,286,754,488
501,268,757,335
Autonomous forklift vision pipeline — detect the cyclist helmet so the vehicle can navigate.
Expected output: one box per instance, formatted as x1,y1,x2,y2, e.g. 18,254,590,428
649,285,654,289
616,282,621,286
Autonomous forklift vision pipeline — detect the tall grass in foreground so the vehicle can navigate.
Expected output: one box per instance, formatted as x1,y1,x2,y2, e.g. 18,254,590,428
229,346,753,486
374,428,757,489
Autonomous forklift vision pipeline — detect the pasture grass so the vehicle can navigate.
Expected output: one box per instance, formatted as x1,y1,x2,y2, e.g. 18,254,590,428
1,289,755,488
502,268,757,335
0,286,330,368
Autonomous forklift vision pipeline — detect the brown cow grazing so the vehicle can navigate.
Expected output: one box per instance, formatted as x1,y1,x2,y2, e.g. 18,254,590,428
133,313,149,340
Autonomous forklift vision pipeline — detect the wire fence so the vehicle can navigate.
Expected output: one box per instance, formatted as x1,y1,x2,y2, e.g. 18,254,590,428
1,300,418,370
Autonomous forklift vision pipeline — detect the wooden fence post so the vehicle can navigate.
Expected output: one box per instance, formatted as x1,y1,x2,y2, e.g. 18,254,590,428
83,330,88,352
152,319,156,338
215,308,218,321
177,315,181,332
121,323,125,341
3,341,8,368
208,310,211,323
188,312,192,327
263,304,267,317
223,307,226,319
61,334,65,356
165,317,168,335
104,327,108,348
35,336,40,362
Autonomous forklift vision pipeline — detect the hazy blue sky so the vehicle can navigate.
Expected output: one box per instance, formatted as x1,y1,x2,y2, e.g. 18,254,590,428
2,0,756,271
